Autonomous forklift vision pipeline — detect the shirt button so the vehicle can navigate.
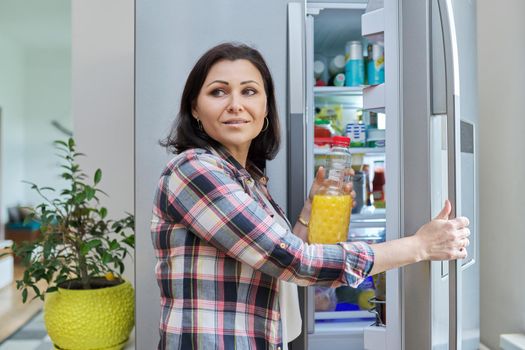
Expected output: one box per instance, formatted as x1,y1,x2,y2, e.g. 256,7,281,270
279,243,286,249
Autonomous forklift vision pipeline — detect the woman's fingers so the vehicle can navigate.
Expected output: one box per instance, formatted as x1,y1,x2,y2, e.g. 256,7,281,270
316,166,325,183
456,227,471,239
417,213,471,261
450,216,470,229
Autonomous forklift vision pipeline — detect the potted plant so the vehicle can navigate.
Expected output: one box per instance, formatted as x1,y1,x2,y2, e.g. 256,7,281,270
11,138,135,350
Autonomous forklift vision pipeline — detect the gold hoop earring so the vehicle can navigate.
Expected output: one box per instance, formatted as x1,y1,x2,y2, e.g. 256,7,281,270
261,117,269,132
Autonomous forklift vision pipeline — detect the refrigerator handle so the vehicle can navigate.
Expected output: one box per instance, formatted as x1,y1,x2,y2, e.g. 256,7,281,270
437,0,462,348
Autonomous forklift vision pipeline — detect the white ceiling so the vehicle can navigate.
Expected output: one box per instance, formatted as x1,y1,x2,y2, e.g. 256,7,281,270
0,0,70,49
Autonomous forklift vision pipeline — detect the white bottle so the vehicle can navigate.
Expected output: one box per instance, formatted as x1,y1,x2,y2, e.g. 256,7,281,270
328,55,346,76
314,60,325,80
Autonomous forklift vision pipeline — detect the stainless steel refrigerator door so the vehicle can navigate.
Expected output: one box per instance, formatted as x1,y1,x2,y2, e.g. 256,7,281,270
402,0,479,349
439,0,480,348
136,1,298,348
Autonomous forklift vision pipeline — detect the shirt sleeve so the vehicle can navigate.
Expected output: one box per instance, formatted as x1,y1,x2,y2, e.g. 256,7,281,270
155,152,374,288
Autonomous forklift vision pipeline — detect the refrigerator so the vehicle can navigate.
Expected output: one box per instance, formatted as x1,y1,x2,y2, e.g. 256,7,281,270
135,0,479,348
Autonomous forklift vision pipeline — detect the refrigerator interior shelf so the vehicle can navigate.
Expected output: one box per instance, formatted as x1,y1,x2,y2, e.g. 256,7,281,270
315,310,374,320
361,7,384,42
314,86,363,96
363,83,385,112
314,146,385,156
352,208,386,221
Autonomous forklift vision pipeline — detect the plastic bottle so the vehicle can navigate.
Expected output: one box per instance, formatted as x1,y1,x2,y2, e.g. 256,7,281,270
367,43,385,85
308,136,353,244
372,160,386,208
345,41,364,86
328,54,346,76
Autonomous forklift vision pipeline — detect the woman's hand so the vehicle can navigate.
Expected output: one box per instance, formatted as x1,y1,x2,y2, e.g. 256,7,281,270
414,199,470,261
368,199,470,276
307,167,357,206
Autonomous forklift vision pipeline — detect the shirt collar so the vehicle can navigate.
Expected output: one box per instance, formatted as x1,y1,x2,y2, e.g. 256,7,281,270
207,144,268,184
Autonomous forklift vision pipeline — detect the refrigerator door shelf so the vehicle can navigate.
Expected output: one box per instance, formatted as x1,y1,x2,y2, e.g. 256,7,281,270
363,84,385,112
309,320,371,350
362,7,384,42
364,326,387,350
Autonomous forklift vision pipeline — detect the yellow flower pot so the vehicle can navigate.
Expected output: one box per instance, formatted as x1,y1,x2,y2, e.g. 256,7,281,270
44,279,134,350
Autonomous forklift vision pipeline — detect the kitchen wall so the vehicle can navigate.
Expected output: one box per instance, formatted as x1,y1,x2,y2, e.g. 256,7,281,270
478,0,525,348
0,35,25,236
0,0,71,238
71,0,134,284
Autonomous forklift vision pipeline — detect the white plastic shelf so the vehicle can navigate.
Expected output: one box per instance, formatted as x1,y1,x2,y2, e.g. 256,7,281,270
362,8,384,42
363,83,385,112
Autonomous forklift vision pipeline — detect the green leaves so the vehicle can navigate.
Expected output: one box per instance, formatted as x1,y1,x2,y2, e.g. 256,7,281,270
94,169,102,185
14,137,135,301
80,239,102,256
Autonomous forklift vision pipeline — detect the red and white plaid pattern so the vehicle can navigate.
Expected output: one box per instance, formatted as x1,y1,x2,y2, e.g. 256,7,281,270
151,146,374,349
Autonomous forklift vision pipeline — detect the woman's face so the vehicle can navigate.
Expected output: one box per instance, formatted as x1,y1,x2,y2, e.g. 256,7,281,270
192,59,268,159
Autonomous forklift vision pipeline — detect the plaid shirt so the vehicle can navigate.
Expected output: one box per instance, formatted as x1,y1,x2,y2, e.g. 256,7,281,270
151,146,374,350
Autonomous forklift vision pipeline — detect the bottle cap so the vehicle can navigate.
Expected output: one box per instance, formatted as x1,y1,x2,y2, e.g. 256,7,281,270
332,136,351,147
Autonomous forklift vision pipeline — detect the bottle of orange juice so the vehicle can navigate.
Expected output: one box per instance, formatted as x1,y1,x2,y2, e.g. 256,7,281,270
308,136,352,244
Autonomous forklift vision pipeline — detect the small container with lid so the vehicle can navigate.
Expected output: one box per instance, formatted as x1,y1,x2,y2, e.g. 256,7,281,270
314,119,336,138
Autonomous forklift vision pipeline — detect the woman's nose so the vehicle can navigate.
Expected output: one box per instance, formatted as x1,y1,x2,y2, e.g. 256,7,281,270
227,93,244,113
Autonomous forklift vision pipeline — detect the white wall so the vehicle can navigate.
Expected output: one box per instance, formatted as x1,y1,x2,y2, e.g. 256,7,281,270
0,0,71,240
478,0,525,348
0,35,26,236
23,47,72,206
71,0,134,284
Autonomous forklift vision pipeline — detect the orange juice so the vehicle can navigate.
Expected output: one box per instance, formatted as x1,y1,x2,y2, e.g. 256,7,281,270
308,194,352,244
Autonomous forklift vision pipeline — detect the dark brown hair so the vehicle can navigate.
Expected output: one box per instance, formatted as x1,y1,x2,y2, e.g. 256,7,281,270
160,42,281,165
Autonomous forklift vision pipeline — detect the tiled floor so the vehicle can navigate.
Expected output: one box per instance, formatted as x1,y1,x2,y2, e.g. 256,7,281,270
0,311,135,350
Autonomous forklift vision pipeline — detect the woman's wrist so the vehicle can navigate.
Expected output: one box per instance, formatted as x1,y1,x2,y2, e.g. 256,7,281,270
408,234,427,263
300,200,312,221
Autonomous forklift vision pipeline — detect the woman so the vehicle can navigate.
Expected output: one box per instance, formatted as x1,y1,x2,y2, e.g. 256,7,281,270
151,43,470,350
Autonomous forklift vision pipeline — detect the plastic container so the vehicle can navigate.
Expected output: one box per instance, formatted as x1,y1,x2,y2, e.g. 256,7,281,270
366,128,385,147
345,123,367,147
314,119,335,138
308,136,352,244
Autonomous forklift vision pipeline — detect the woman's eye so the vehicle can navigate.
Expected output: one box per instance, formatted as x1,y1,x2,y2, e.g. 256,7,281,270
243,88,257,96
210,89,226,97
